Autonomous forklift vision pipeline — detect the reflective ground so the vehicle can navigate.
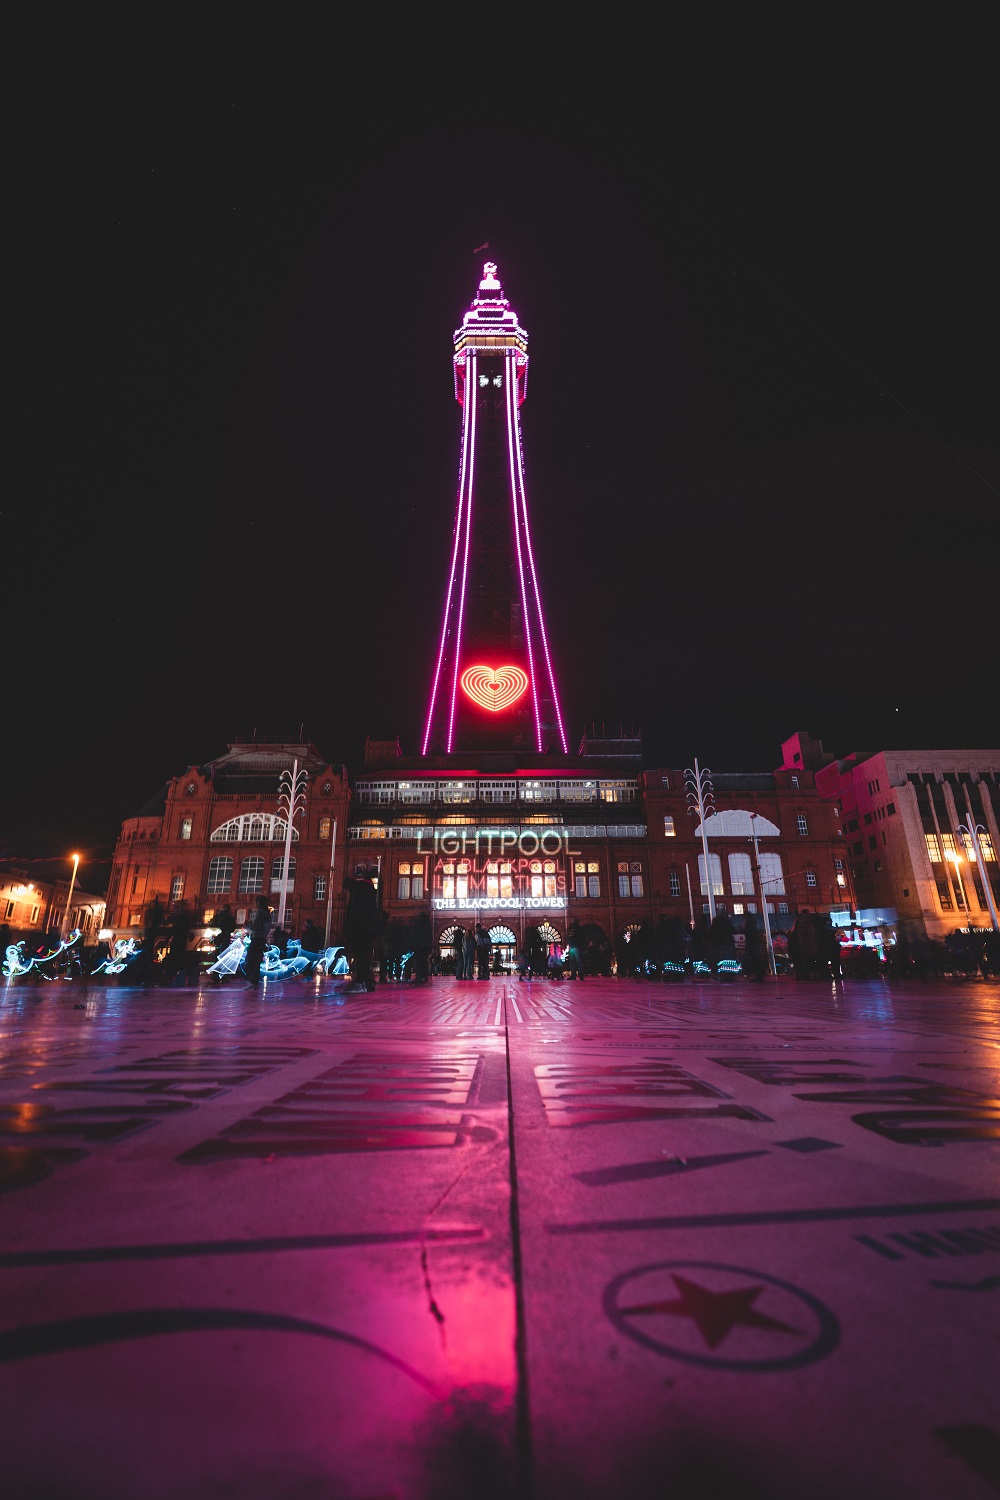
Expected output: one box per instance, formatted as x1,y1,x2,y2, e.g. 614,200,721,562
1,972,999,1498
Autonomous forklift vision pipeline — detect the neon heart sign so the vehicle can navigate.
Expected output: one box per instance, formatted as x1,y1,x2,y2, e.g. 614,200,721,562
460,664,529,713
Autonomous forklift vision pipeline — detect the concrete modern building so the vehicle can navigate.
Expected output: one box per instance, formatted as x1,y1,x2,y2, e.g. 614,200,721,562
815,745,1000,939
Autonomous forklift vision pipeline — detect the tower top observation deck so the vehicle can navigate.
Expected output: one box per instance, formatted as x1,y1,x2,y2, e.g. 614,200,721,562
453,262,529,380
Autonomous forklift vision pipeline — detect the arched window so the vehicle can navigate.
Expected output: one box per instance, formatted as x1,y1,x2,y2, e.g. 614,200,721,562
206,856,232,895
695,810,780,838
728,852,754,895
211,814,299,843
239,856,265,894
489,925,517,945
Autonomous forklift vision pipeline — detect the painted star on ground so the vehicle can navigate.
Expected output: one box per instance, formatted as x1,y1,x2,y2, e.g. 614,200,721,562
620,1275,800,1350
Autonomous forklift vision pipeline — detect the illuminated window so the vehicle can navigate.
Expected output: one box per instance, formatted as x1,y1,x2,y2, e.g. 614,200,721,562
314,875,327,901
442,862,455,899
790,776,799,789
574,861,587,898
733,902,744,915
30,906,40,925
669,870,681,897
759,853,785,894
271,857,296,893
3,900,14,919
398,861,412,899
180,817,192,841
239,857,264,895
319,817,332,840
207,856,232,895
601,781,638,804
778,902,789,914
697,853,724,896
618,861,644,897
805,869,818,888
796,815,809,836
530,860,543,899
728,852,754,895
544,860,557,898
457,860,470,900
663,814,676,837
170,875,184,902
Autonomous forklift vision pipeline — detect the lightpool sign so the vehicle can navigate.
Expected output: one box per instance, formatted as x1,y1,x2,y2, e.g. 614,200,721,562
417,828,579,857
431,848,569,913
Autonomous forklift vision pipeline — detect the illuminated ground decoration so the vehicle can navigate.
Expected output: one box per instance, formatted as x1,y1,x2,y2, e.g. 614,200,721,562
423,263,568,754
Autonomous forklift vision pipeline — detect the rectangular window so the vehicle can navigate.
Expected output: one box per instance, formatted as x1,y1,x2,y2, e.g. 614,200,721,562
631,874,644,897
319,817,332,840
697,852,724,896
663,814,676,837
834,858,844,870
847,819,859,833
314,876,327,901
669,870,681,898
805,869,817,888
271,856,296,893
868,835,877,851
398,876,411,900
759,853,785,894
868,778,880,795
180,817,193,841
588,874,601,898
873,860,883,873
206,856,233,895
790,775,799,789
796,814,809,835
575,875,587,898
4,900,14,919
170,875,184,901
618,873,630,897
239,856,265,894
728,852,754,895
30,906,40,924
778,902,789,914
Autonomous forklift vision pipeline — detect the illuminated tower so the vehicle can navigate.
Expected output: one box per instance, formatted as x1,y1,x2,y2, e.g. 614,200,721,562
423,262,568,755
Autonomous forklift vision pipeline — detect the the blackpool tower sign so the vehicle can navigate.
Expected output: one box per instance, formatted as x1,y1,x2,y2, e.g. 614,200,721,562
422,263,568,756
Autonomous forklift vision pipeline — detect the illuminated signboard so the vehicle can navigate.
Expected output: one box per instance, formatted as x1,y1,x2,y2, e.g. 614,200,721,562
460,663,529,713
432,854,568,912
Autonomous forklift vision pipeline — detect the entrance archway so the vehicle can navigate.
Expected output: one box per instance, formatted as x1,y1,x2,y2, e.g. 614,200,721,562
488,924,517,973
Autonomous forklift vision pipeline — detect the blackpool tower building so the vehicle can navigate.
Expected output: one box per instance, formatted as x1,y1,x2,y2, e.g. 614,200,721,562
422,263,568,756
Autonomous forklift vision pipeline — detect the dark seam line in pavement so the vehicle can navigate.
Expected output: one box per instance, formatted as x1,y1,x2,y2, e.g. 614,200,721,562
505,984,534,1500
0,1308,443,1395
0,1227,486,1269
546,1197,1000,1236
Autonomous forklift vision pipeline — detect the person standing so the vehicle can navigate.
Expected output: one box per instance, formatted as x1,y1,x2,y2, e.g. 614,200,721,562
564,921,586,980
742,913,766,981
474,922,491,980
245,896,271,988
413,910,432,984
214,905,236,957
344,868,381,993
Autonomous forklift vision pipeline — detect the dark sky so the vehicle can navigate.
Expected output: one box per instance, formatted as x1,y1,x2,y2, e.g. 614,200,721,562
7,10,999,879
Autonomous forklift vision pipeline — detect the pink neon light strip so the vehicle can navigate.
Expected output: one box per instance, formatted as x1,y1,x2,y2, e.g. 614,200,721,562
446,355,477,752
505,352,543,750
511,392,569,752
422,362,473,754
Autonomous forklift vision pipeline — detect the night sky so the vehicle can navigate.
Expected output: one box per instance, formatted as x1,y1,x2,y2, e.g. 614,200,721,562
7,11,998,881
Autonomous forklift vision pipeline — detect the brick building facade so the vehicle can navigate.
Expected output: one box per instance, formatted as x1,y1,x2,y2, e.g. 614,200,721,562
107,729,851,968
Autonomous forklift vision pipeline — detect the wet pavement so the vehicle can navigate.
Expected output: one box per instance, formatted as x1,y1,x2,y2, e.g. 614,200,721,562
1,972,999,1498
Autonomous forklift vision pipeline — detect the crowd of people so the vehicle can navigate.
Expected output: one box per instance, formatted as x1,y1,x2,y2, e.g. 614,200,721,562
6,872,1000,990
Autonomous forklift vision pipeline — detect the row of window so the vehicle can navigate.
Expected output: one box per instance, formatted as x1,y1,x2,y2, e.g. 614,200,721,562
354,779,637,805
205,855,297,896
663,812,812,837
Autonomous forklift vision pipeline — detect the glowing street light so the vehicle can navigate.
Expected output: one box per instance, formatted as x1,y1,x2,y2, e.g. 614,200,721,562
684,759,716,924
62,853,80,939
943,849,970,919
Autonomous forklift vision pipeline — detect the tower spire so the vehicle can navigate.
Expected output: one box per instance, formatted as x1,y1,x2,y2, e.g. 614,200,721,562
422,265,567,756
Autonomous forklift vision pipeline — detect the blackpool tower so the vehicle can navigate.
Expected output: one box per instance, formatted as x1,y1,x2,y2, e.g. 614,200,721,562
422,262,568,756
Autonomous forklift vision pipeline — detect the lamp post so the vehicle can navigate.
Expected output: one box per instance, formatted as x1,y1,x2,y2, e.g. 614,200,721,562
323,818,339,948
957,820,1000,933
748,816,776,977
62,854,80,939
276,760,308,930
684,759,716,923
943,849,970,922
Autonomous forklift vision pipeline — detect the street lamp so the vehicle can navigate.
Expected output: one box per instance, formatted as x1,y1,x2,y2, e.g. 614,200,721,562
62,854,80,939
684,758,716,924
943,849,969,920
957,818,1000,934
276,760,308,931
